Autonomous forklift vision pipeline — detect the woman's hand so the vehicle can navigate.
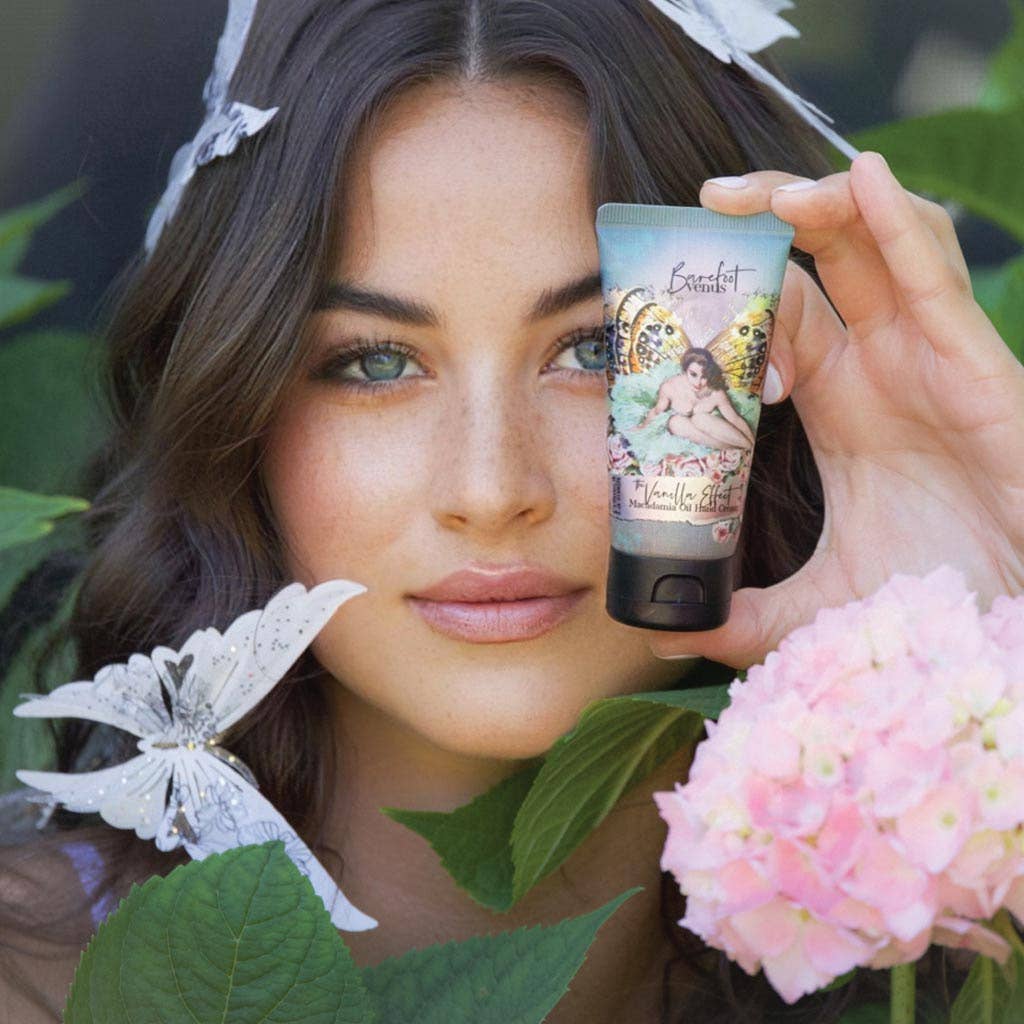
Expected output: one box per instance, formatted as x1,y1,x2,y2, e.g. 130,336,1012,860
649,151,1024,669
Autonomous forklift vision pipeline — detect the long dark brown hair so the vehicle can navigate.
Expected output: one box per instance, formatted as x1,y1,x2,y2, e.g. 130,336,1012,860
2,0,845,1018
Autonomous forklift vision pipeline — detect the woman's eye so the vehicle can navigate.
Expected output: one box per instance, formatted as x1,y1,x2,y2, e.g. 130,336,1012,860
357,349,412,381
549,329,607,373
312,341,426,386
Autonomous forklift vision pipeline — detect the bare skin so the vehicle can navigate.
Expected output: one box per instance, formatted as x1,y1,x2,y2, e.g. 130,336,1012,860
638,362,755,449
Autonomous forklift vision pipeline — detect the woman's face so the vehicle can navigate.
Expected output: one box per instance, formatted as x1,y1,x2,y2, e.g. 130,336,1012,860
685,362,708,391
263,80,681,760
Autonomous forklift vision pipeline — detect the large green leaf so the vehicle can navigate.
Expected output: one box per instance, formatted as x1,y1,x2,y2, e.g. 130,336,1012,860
849,108,1024,243
362,889,637,1024
0,487,88,553
384,763,541,912
971,255,1024,360
0,276,71,329
980,0,1024,112
510,684,728,902
0,181,84,274
0,329,106,494
65,842,372,1024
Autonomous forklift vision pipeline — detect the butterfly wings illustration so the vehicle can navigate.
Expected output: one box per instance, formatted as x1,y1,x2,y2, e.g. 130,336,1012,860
609,286,775,391
705,305,775,392
14,578,377,932
610,288,692,378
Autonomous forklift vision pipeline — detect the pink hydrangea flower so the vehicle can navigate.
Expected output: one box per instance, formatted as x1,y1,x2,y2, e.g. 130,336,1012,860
655,567,1024,1004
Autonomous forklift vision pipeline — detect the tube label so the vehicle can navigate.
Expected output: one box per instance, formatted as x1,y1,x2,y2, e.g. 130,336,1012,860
597,206,793,553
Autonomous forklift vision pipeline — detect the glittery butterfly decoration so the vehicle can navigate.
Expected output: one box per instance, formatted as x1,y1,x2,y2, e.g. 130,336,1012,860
610,286,776,391
644,0,860,161
14,578,377,932
144,0,278,255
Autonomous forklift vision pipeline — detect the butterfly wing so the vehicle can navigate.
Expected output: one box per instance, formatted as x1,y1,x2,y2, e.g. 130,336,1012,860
629,302,691,372
154,579,366,735
13,653,171,738
612,288,691,375
707,307,775,391
611,288,645,375
17,752,173,840
644,1,801,62
161,751,377,932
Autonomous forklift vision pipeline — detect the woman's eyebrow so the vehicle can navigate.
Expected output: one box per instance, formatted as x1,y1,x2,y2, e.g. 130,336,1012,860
314,272,603,326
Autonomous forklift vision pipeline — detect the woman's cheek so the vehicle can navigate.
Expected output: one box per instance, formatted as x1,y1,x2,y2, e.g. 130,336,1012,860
543,385,609,540
264,398,431,579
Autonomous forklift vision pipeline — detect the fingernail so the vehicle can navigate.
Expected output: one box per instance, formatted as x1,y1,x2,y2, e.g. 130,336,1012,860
774,179,817,193
649,650,702,661
762,363,783,404
705,176,749,189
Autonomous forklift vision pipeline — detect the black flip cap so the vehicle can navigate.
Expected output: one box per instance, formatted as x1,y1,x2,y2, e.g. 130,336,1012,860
605,548,734,631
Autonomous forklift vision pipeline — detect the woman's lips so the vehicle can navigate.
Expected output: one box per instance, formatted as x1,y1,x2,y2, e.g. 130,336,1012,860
406,592,588,643
406,566,589,643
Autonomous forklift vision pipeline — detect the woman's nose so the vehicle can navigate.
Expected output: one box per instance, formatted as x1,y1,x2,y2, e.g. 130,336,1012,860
431,381,556,535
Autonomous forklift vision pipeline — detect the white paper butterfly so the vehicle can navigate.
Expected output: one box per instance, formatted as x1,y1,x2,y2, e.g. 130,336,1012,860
14,578,377,932
645,0,860,161
144,0,278,254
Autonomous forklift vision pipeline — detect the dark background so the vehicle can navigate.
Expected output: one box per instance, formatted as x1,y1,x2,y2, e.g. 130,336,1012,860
0,0,1016,335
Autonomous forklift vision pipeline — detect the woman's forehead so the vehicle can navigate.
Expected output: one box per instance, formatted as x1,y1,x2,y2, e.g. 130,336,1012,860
331,80,595,283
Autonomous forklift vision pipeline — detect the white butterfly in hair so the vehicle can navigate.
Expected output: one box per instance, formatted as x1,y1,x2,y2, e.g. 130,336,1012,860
14,578,377,932
644,0,860,161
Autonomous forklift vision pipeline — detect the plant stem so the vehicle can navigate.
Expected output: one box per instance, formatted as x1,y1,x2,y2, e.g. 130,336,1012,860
890,962,916,1024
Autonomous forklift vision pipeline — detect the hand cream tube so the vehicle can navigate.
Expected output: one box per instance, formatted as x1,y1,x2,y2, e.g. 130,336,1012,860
596,204,794,631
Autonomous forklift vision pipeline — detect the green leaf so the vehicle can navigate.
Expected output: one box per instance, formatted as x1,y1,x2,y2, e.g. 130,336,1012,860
0,182,85,273
971,255,1024,361
0,276,71,329
0,579,77,791
384,763,541,911
626,682,732,718
836,1006,889,1024
0,487,88,553
951,954,1004,1024
0,330,106,494
950,947,1024,1024
362,888,638,1024
65,842,372,1024
849,108,1024,242
980,0,1024,112
510,685,725,902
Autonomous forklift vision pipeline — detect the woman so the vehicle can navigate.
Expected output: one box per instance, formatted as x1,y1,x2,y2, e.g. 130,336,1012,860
1,1,1022,1021
637,348,756,450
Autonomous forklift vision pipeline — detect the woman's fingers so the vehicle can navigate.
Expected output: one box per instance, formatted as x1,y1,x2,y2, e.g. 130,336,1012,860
701,156,978,339
846,152,996,358
764,261,852,412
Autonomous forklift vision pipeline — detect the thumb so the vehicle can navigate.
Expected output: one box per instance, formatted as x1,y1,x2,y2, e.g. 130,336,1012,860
646,562,837,670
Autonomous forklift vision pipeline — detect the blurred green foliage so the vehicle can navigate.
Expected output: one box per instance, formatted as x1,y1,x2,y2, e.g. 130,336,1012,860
0,183,100,790
848,0,1024,360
